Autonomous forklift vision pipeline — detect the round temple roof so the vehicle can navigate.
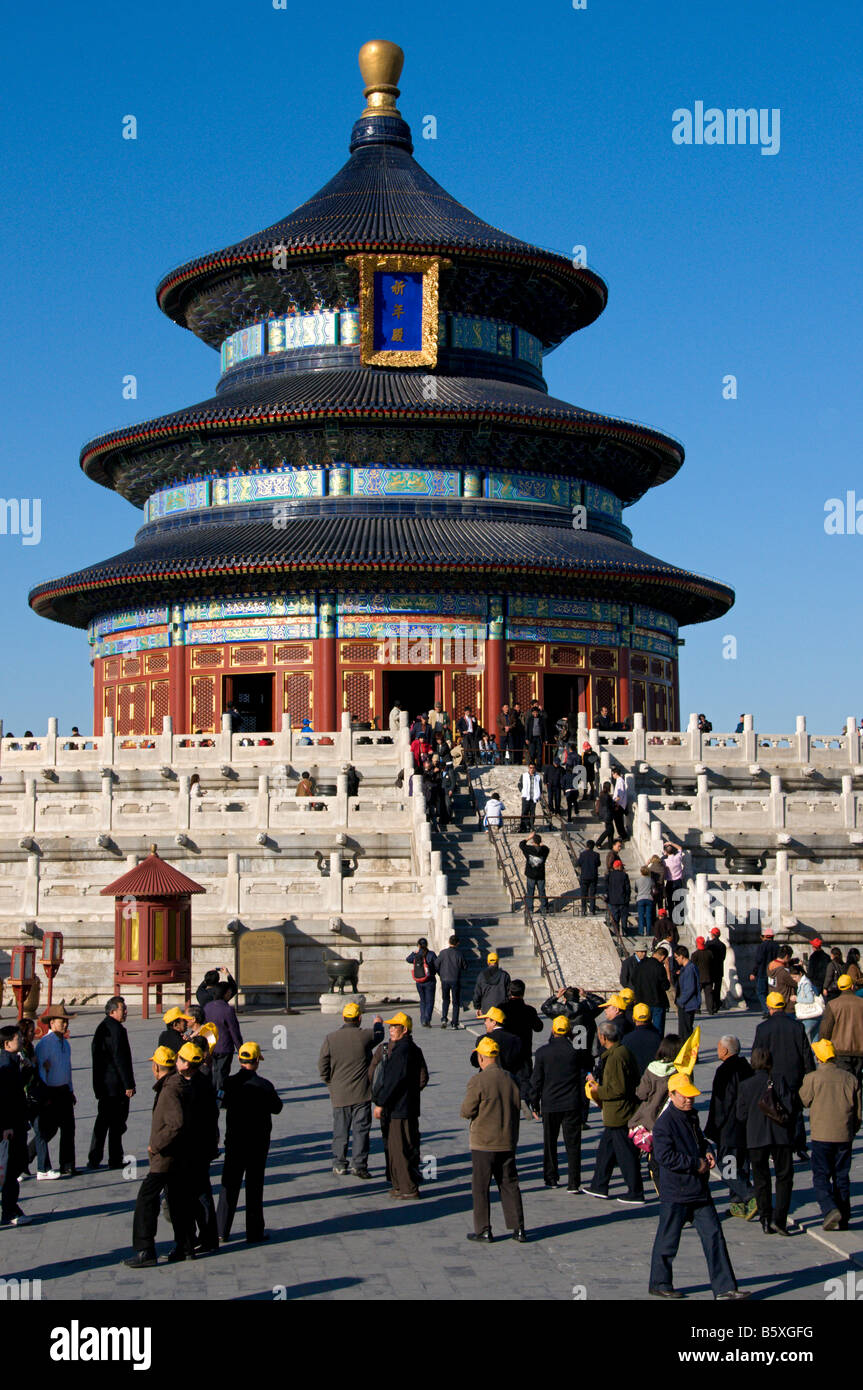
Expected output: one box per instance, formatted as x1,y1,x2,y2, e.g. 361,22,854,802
29,515,734,629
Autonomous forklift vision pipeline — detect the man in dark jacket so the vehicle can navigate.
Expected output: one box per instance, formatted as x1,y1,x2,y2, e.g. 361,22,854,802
577,841,600,916
124,1046,194,1267
621,1005,662,1077
620,945,647,993
0,1026,30,1226
606,860,631,936
470,1008,523,1078
703,1036,755,1216
519,832,551,913
472,953,511,1015
753,992,815,1157
748,928,775,1012
581,1020,643,1202
634,947,670,1035
88,995,136,1171
649,1074,745,1299
217,1041,283,1243
371,1013,429,1199
541,987,597,1054
196,966,237,1008
525,704,548,765
504,981,544,1114
806,938,829,995
436,935,468,1029
530,1015,590,1190
204,984,244,1096
706,928,727,1013
177,1041,220,1252
318,1001,384,1176
543,759,563,816
691,937,715,1015
674,947,700,1041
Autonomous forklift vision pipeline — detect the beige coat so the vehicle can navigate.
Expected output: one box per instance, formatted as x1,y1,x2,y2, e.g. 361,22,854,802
460,1062,521,1151
799,1063,861,1143
819,992,863,1055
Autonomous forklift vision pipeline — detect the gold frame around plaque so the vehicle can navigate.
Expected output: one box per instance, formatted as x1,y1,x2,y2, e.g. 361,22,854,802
345,253,450,368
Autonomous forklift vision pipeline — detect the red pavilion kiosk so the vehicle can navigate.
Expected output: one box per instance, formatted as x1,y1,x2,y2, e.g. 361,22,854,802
102,845,204,1018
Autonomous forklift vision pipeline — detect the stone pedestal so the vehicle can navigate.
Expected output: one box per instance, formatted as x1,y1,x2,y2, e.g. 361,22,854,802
319,991,367,1015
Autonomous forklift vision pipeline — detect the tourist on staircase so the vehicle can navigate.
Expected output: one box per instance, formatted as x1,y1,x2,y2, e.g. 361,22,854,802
519,832,550,915
518,763,543,833
634,866,655,939
606,859,631,938
576,840,599,916
610,768,629,841
594,782,615,849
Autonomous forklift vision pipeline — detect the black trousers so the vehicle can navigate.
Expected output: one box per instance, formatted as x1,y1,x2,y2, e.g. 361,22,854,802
0,1131,27,1221
520,798,537,831
471,1149,524,1233
211,1054,233,1096
461,734,478,765
542,1109,583,1187
217,1139,270,1241
595,819,615,848
710,974,723,1012
191,1158,218,1248
34,1085,75,1172
749,1143,793,1227
701,983,715,1015
580,879,597,915
88,1094,129,1168
131,1168,194,1253
548,785,562,814
440,981,461,1025
590,1125,643,1197
611,805,627,839
527,737,543,764
649,1199,737,1296
677,1008,695,1041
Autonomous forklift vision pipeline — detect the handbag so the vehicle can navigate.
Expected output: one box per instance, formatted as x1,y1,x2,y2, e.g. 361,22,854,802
628,1124,653,1154
795,996,824,1020
758,1082,790,1127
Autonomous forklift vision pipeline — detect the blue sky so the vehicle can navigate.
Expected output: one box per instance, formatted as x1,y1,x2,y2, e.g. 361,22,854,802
1,0,860,733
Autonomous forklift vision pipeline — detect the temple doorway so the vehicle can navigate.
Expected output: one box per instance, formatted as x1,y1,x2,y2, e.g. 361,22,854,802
223,673,274,733
543,673,586,733
382,670,439,725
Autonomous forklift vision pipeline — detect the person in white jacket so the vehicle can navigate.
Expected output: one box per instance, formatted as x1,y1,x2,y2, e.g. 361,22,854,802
519,764,542,833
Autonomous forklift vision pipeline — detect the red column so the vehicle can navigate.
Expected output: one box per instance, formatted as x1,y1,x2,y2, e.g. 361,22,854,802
170,648,189,734
317,637,337,731
671,657,680,731
618,647,631,724
93,659,103,735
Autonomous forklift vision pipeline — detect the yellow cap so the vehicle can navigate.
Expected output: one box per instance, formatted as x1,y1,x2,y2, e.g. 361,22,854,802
178,1042,205,1063
668,1073,701,1097
342,1001,362,1020
476,1036,500,1058
238,1041,262,1062
552,1015,571,1035
199,1022,219,1049
163,1006,192,1026
632,1003,651,1023
149,1046,177,1067
600,993,626,1011
487,951,499,964
384,1011,412,1029
838,974,854,991
618,988,635,1004
484,1006,506,1025
766,991,786,1009
585,1078,595,1102
812,1039,836,1063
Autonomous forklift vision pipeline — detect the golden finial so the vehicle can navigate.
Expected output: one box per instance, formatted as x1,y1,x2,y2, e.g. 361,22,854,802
358,40,405,118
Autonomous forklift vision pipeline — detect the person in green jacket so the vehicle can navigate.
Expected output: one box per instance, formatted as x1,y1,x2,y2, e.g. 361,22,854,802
579,1019,645,1203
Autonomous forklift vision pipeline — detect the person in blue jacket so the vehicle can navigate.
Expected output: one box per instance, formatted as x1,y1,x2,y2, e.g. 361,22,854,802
673,946,700,1042
649,1073,748,1300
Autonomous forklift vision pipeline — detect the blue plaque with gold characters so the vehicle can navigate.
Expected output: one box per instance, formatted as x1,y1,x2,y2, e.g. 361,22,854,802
346,253,450,367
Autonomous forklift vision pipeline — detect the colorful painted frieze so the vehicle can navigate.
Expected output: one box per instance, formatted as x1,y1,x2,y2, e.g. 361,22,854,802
487,474,570,507
100,631,171,657
183,595,315,622
632,605,678,635
351,469,459,498
508,597,623,623
91,606,170,640
186,620,316,644
340,591,484,617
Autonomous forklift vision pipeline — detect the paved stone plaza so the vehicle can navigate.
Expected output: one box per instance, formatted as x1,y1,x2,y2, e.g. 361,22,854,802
1,1000,861,1302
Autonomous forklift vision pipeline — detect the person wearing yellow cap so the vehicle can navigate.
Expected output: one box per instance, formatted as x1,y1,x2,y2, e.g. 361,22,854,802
799,1037,861,1230
318,1001,384,1178
753,988,815,1161
124,1045,192,1268
579,1019,644,1203
369,1013,429,1198
529,1016,591,1191
818,971,863,1082
648,1073,747,1300
460,1035,527,1242
469,1007,522,1077
472,951,511,1018
157,1005,193,1057
217,1042,284,1244
620,1003,662,1078
176,1043,219,1253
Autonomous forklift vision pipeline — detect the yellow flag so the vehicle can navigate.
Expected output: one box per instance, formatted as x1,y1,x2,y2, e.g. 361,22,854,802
674,1025,701,1076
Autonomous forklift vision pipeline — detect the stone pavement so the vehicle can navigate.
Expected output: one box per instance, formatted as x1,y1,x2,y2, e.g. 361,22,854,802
1,1001,861,1302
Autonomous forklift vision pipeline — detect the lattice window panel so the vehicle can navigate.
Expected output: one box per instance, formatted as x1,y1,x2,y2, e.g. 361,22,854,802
191,676,216,732
146,651,170,675
342,670,373,722
117,682,147,736
274,643,311,665
630,655,648,675
192,647,225,668
340,641,380,663
632,681,647,715
452,672,481,719
231,645,267,666
122,657,142,677
150,681,171,733
103,685,115,725
590,648,617,670
103,657,121,681
550,645,584,668
509,671,536,710
651,683,669,729
592,676,616,721
650,660,665,678
283,671,313,724
507,643,540,664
